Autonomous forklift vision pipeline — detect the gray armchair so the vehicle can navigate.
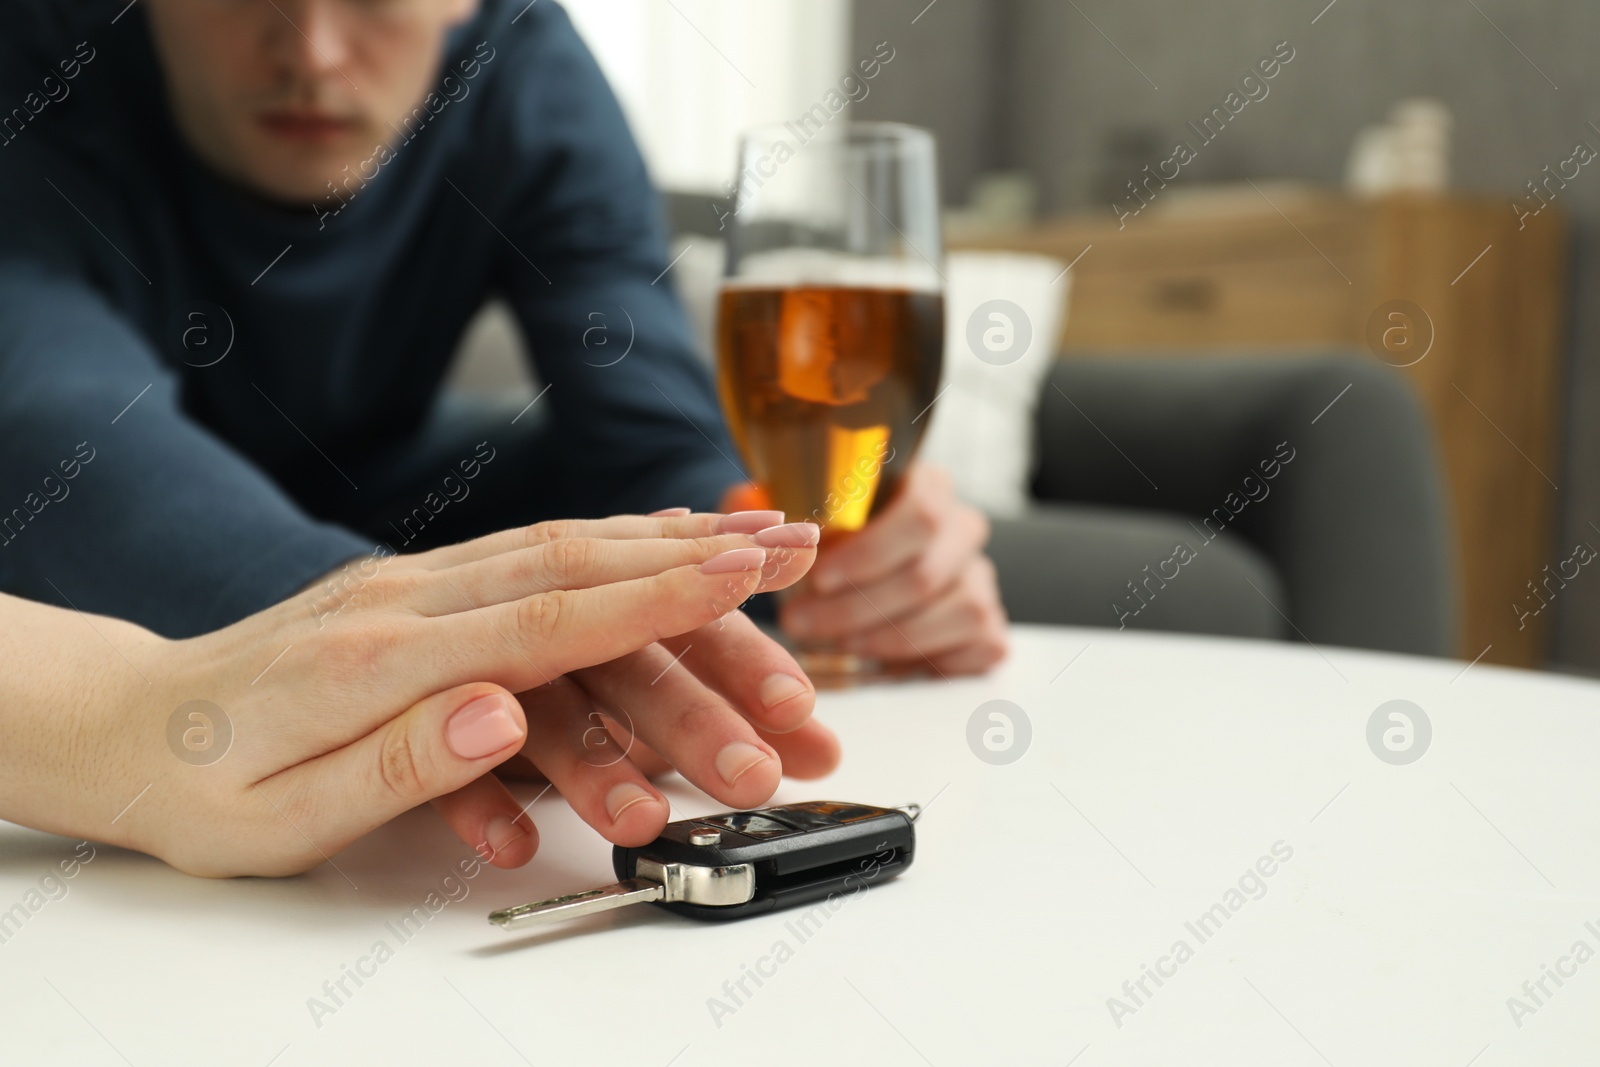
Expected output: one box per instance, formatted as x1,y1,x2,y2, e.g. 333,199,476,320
989,353,1456,657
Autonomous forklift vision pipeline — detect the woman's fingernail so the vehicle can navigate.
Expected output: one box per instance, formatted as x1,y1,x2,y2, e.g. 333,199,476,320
604,782,657,823
716,510,785,534
483,814,528,860
649,507,692,517
759,673,810,711
753,522,820,548
715,741,772,787
700,547,767,574
447,694,522,759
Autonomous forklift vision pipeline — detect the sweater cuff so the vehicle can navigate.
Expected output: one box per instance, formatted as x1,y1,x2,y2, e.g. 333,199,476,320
191,521,375,636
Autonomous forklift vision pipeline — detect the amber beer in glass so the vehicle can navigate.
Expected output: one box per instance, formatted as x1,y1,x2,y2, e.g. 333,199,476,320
716,123,945,681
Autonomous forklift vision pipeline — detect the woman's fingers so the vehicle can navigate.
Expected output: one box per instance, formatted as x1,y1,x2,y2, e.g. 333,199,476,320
410,511,792,571
254,683,532,873
513,677,671,847
417,525,818,615
275,536,815,778
409,514,718,569
416,552,773,694
657,610,816,734
572,644,784,811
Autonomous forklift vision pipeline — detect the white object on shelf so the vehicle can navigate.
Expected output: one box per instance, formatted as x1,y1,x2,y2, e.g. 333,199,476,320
1346,97,1453,196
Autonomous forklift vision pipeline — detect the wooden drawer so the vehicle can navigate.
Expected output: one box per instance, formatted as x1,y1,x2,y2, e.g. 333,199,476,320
1067,253,1360,348
956,193,1568,668
963,195,1372,349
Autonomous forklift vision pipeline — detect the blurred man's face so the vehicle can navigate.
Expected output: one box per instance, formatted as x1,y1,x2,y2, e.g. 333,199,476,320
144,0,478,203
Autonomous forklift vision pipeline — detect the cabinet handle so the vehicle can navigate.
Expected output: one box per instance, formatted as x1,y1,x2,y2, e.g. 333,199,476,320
1153,278,1219,312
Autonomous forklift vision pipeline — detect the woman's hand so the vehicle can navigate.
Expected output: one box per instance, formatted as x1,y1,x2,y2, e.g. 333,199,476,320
1,513,833,877
426,510,844,868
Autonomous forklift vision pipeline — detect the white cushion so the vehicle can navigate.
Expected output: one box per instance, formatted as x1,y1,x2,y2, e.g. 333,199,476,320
920,251,1067,515
668,237,730,375
668,239,1068,517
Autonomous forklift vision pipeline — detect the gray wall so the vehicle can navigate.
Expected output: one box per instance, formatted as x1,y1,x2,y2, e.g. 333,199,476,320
854,0,1600,673
849,0,1009,209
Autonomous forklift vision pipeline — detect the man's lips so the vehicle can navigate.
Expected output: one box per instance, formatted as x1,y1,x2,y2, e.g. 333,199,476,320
256,111,358,144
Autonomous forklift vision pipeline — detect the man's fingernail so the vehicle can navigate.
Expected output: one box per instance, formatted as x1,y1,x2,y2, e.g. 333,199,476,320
783,605,814,636
752,522,820,548
604,782,657,823
716,510,785,534
759,673,810,712
715,741,772,787
811,568,844,595
700,547,767,574
483,814,528,859
447,694,522,759
649,506,692,517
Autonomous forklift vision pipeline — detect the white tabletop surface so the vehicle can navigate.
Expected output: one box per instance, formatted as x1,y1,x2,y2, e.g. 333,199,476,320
3,624,1599,1066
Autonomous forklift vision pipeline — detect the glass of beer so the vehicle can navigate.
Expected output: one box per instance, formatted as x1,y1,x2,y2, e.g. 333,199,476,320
715,122,945,684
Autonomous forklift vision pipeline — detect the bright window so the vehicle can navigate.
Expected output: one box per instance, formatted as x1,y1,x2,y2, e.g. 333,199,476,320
560,0,852,192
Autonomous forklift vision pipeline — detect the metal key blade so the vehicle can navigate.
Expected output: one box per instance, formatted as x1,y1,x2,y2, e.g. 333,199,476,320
488,878,664,930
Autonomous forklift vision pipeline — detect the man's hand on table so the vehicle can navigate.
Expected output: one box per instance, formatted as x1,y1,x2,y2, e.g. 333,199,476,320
120,513,837,877
726,462,1010,677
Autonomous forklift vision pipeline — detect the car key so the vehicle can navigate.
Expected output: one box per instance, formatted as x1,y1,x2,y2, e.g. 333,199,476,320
488,800,918,929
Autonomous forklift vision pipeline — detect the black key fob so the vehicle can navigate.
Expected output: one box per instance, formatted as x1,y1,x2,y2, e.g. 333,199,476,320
489,800,918,929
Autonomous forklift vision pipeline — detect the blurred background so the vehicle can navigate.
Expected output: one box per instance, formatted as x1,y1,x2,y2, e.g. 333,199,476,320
523,0,1593,675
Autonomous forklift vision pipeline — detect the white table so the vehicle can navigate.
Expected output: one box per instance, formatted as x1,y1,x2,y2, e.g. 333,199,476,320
3,625,1598,1065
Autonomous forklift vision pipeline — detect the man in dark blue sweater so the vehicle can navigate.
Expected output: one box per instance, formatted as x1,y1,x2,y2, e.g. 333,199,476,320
0,0,1005,863
2,0,760,634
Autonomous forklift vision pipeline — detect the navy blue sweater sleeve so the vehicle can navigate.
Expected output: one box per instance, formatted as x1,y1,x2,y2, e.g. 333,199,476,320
0,6,375,636
0,263,372,637
0,119,368,637
484,7,748,518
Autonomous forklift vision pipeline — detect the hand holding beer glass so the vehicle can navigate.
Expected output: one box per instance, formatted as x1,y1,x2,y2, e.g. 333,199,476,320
716,123,945,683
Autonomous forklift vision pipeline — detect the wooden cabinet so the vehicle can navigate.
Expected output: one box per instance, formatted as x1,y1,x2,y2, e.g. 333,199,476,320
960,192,1568,667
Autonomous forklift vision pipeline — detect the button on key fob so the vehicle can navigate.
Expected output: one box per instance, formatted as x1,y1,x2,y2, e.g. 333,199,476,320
488,800,919,929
